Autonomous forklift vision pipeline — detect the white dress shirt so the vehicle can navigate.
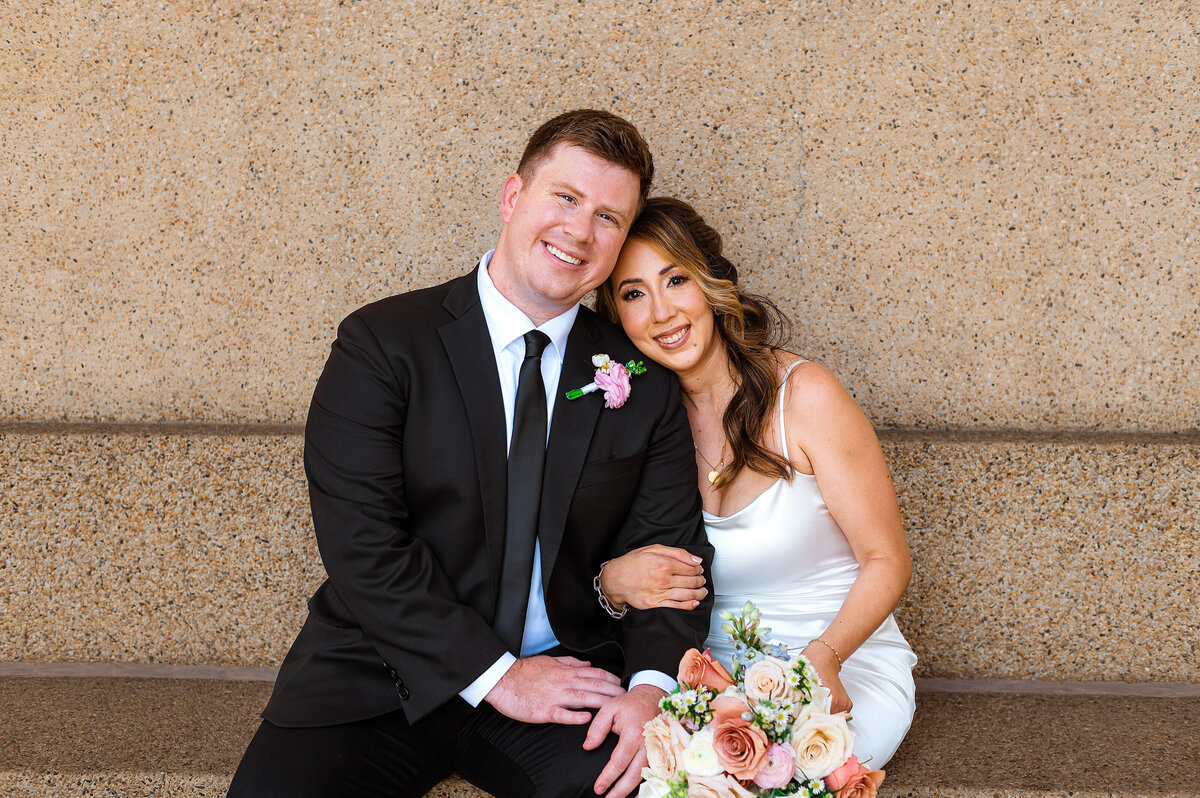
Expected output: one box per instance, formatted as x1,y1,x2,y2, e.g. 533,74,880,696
459,251,676,706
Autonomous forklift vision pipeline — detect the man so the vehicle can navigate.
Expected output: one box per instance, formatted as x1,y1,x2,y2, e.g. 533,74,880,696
228,110,713,798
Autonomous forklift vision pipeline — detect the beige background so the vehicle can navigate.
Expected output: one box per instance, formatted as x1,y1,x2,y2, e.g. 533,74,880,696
2,0,1197,681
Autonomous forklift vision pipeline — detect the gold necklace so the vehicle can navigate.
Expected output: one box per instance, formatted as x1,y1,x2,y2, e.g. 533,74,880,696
694,440,728,485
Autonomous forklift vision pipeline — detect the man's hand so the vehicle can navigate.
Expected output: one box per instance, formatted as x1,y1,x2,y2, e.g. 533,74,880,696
583,683,665,797
484,655,625,724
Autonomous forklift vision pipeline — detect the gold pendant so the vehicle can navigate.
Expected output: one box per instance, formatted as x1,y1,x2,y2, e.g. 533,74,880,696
707,469,720,484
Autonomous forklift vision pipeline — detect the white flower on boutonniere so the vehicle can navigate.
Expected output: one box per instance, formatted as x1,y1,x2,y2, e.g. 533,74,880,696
565,353,647,409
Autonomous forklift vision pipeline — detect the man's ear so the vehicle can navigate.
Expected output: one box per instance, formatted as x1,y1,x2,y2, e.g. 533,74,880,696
499,172,523,223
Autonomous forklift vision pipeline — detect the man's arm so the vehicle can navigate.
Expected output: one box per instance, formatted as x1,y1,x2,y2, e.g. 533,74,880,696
304,311,510,721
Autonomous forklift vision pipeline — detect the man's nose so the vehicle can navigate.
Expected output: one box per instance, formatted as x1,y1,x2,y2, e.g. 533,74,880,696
562,211,593,245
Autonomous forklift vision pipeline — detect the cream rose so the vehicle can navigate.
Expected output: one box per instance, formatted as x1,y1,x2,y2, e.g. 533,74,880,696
643,714,691,780
790,705,855,781
743,656,794,706
637,769,672,798
681,728,724,777
685,773,756,798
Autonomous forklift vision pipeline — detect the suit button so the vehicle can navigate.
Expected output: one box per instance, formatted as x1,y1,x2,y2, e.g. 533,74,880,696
398,686,410,700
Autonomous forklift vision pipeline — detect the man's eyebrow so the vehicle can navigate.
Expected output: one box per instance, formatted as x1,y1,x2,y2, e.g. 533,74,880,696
616,264,676,290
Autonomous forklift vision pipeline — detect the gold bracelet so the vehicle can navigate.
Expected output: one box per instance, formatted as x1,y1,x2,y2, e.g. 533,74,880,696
811,637,843,667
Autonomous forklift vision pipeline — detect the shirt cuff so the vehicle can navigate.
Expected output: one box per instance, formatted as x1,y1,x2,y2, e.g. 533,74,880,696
459,652,517,707
629,669,677,695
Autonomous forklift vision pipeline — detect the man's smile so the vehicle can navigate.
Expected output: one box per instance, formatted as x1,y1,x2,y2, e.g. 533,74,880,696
544,242,583,265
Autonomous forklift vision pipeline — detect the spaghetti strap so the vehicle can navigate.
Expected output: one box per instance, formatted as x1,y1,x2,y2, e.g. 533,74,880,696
776,359,808,463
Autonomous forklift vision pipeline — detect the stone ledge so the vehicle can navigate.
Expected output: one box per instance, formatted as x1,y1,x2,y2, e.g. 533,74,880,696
3,676,1197,797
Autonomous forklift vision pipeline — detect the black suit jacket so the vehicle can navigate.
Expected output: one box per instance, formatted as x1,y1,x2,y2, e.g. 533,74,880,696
263,268,714,726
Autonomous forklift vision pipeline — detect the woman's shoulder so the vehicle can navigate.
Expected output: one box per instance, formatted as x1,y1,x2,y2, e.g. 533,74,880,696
773,352,866,432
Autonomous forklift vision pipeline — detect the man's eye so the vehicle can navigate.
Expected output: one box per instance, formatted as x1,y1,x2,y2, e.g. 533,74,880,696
597,212,615,223
559,194,576,204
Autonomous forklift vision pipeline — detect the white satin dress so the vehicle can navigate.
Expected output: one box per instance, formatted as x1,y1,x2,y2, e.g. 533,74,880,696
701,360,917,768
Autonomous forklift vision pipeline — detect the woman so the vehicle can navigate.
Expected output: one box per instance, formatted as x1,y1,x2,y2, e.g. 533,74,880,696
594,197,917,767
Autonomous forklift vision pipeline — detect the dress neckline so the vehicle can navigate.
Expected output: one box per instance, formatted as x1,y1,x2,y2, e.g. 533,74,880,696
702,471,816,522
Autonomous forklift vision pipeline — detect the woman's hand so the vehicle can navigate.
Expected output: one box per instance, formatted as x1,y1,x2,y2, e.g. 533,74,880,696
599,544,707,611
801,641,853,715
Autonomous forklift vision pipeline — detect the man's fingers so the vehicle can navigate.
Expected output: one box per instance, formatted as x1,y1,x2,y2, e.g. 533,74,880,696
604,747,648,798
582,703,615,751
554,656,591,667
552,707,593,725
594,730,640,795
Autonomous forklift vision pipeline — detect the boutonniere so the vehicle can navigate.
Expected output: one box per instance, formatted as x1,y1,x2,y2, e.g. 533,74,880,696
566,353,648,409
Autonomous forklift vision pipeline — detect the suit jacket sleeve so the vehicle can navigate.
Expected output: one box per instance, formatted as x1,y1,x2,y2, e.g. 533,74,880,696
304,310,507,721
613,369,715,682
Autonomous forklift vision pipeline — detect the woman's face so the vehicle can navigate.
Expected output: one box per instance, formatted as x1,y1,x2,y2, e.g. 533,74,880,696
609,238,722,377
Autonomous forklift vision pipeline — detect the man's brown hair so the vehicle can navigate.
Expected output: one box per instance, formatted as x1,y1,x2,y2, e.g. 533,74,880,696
517,109,654,207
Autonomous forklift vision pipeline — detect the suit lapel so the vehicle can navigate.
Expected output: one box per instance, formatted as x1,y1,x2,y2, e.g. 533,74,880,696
438,271,508,606
538,311,605,586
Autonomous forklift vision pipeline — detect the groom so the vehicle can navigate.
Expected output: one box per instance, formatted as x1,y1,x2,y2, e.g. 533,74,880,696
227,110,713,798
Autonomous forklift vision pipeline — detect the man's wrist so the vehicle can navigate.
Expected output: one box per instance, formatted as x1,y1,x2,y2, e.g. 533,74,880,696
460,652,517,707
628,669,675,695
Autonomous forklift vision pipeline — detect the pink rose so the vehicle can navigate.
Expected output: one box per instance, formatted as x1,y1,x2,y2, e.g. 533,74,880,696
751,743,795,789
677,649,736,693
594,362,631,408
825,755,886,797
711,715,769,781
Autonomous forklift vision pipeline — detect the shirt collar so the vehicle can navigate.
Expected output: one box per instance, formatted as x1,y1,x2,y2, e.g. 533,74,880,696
476,250,578,361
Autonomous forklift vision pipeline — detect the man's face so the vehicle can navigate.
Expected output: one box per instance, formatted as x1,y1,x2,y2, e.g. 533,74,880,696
490,144,643,324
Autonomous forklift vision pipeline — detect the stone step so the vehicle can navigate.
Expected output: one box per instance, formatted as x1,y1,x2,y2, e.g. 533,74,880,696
3,428,1198,684
2,674,1198,797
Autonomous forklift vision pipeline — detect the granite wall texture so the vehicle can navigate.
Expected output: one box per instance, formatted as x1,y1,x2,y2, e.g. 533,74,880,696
2,1,1196,683
3,0,1197,429
3,431,1196,682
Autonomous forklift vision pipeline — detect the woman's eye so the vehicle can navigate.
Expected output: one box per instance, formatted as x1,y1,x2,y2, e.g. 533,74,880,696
620,288,644,301
668,274,689,287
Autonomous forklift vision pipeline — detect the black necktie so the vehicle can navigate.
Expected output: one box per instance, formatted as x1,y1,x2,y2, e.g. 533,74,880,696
493,330,551,653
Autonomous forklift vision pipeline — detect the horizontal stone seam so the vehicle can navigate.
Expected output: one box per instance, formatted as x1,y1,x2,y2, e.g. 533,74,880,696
2,663,1198,696
1,423,1197,445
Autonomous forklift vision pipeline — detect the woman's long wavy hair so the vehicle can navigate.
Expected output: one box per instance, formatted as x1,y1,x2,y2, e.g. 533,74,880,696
596,197,795,488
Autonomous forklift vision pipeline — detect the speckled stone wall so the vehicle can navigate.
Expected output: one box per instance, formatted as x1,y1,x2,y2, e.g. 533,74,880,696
3,1,1197,690
3,0,1197,430
3,431,1196,683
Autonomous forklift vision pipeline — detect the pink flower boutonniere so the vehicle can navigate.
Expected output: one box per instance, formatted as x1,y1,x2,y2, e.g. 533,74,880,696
566,353,648,409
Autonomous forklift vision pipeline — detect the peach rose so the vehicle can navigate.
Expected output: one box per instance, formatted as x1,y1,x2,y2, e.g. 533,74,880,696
677,648,736,692
711,715,769,781
825,756,886,798
790,705,855,781
643,714,691,780
751,743,795,789
710,692,750,724
743,656,794,707
685,773,756,798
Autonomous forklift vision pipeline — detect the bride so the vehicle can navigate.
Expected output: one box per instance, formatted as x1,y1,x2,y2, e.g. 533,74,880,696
594,197,918,767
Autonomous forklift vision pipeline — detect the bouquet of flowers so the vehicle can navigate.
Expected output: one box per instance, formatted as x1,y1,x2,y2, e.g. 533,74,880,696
639,602,885,798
